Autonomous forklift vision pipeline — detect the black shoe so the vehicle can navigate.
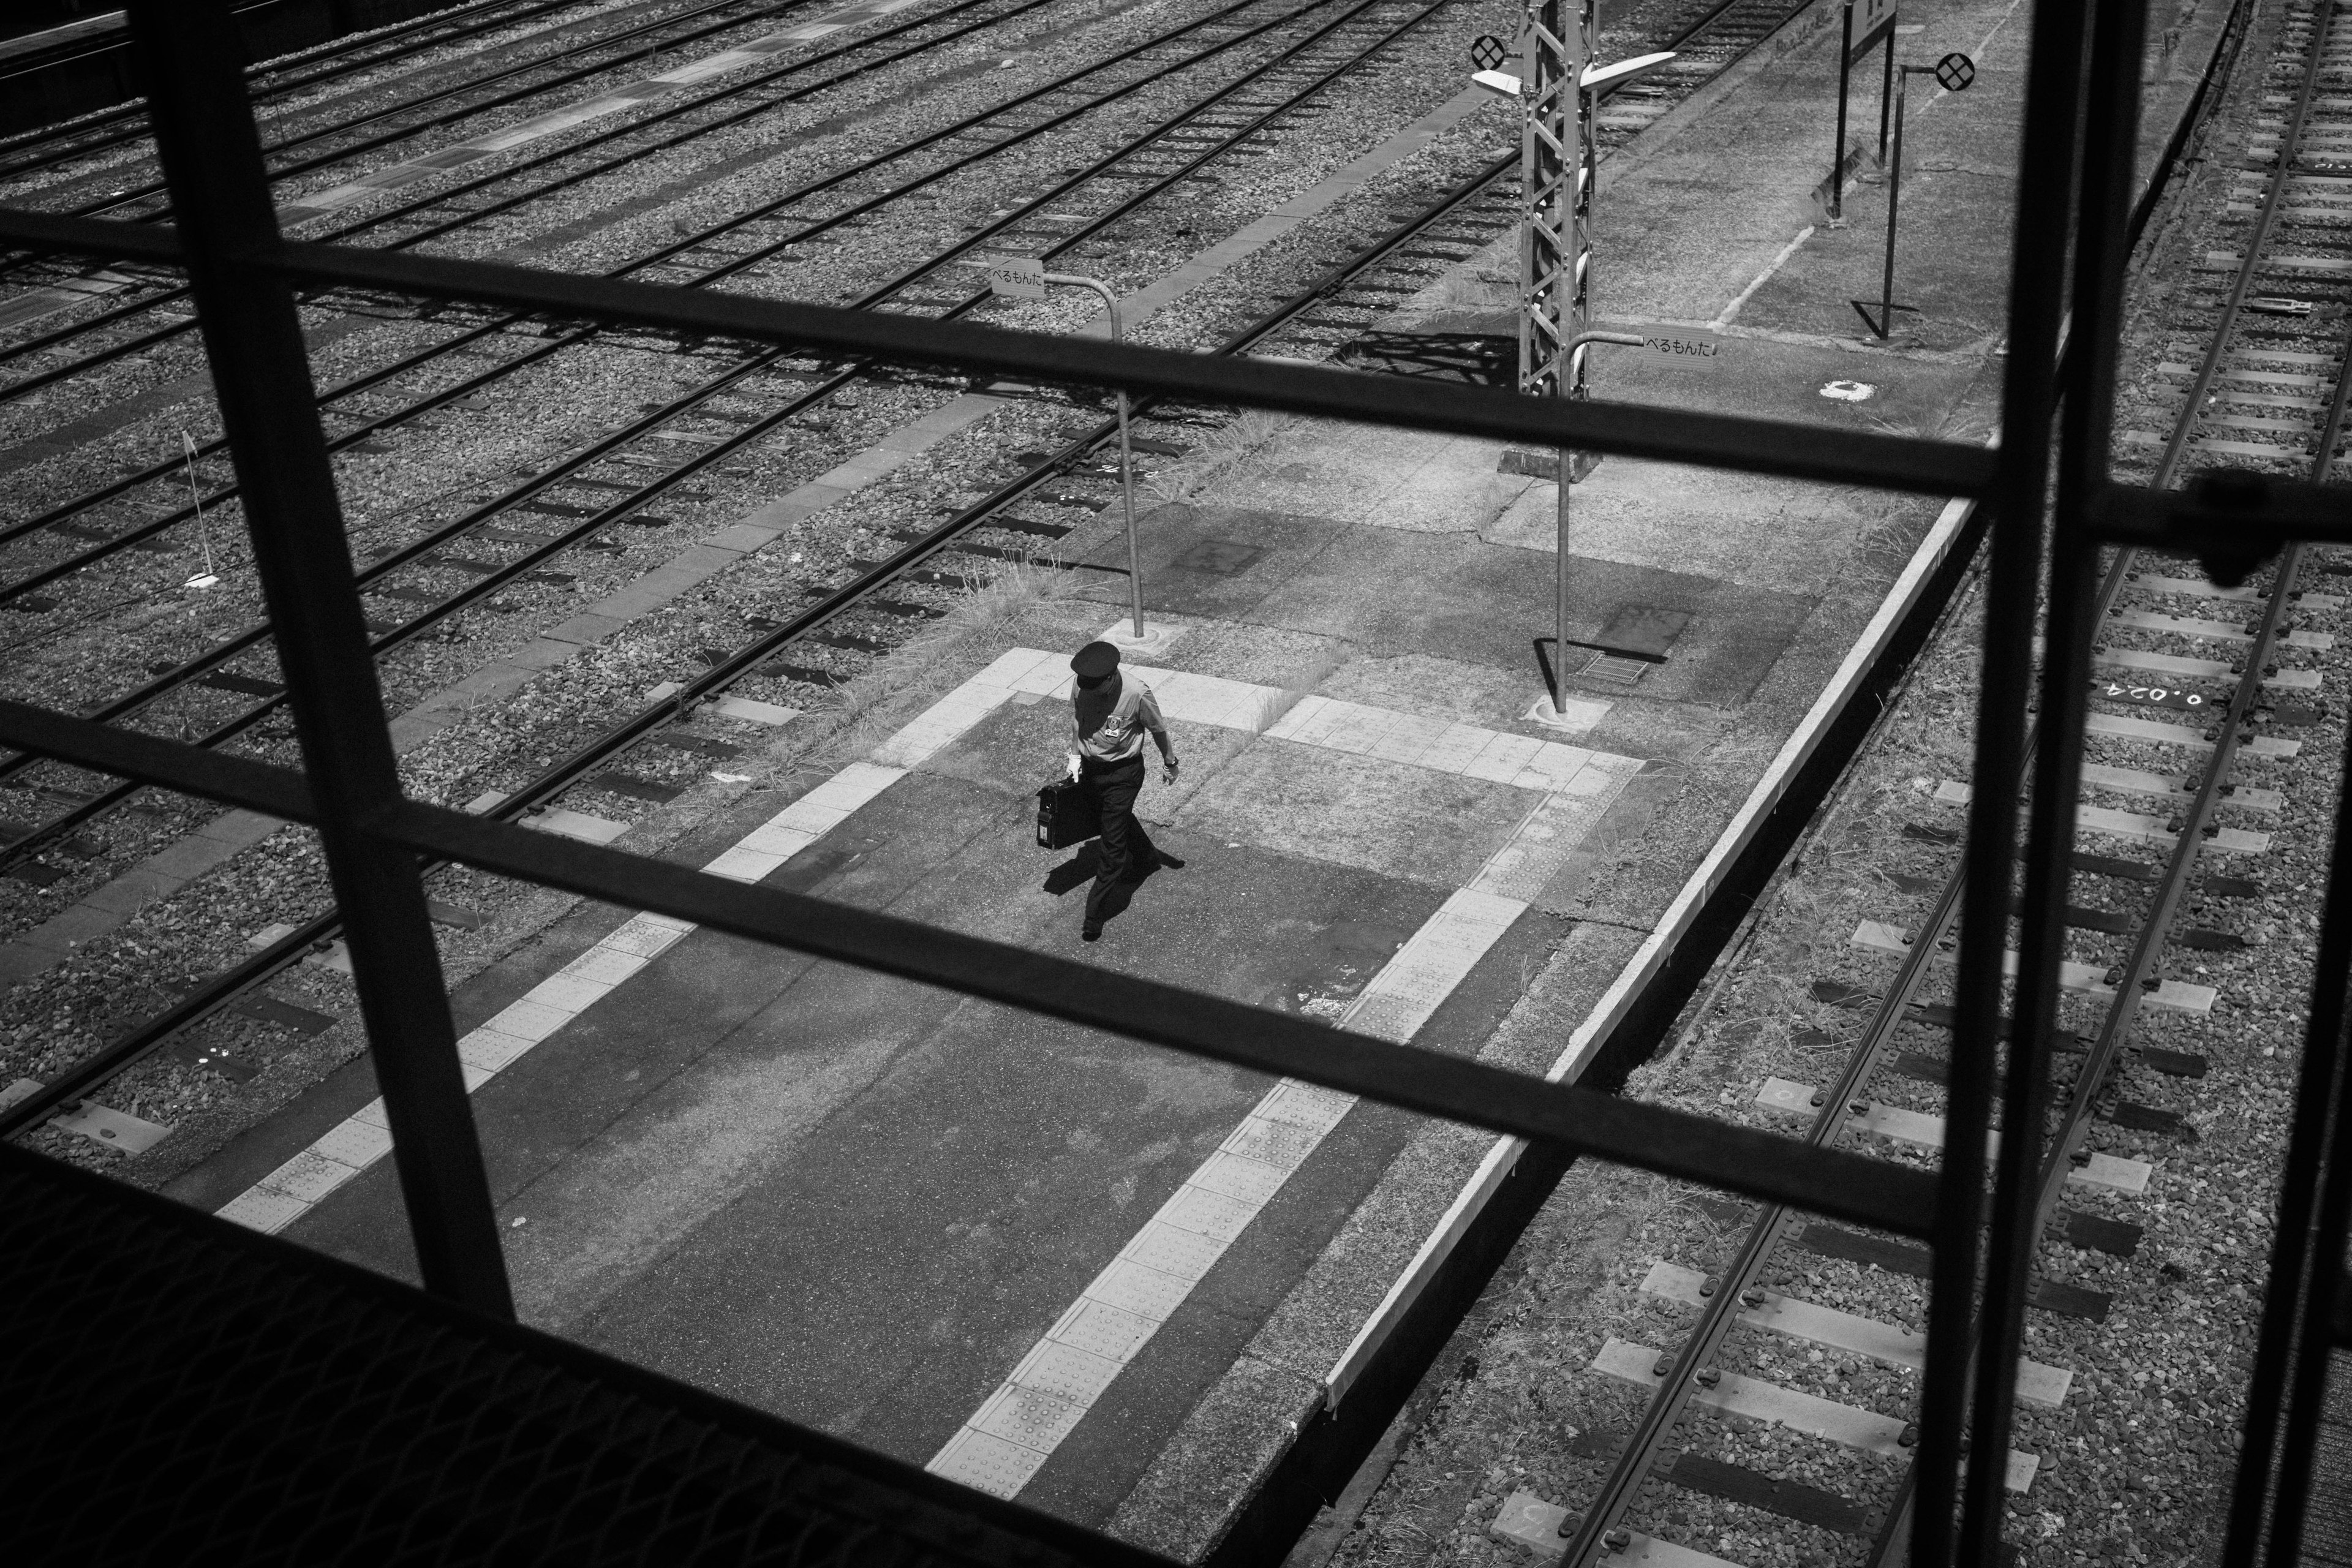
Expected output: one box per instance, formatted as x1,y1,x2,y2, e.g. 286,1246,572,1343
1156,851,1186,870
1082,921,1102,942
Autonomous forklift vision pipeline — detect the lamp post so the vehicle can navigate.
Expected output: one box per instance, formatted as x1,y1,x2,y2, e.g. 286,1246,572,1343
986,257,1144,638
1543,329,1645,715
1469,28,1674,720
1853,50,1975,338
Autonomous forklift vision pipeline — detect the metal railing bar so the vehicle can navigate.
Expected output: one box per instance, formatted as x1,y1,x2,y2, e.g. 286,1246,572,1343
130,0,513,1321
1925,2,2097,1563
1964,6,2149,1564
0,690,1952,1238
0,1139,1183,1568
0,205,2000,494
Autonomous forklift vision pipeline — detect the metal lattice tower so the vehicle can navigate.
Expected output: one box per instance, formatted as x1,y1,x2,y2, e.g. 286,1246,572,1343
1517,0,1593,404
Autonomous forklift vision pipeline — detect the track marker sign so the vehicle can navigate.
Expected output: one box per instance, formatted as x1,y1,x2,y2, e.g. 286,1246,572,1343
984,255,1046,300
2095,677,2212,714
1934,51,1975,91
1470,32,1507,72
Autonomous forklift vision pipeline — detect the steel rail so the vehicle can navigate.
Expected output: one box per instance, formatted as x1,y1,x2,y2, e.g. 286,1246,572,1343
0,0,1447,864
0,0,1774,385
1558,1,2293,1559
1875,0,2328,1557
0,0,574,178
0,0,1324,549
0,0,1996,1139
29,0,812,227
0,0,1402,620
0,0,1344,629
0,0,1910,846
0,91,1526,1161
0,0,1051,387
0,0,1433,896
0,690,1951,1239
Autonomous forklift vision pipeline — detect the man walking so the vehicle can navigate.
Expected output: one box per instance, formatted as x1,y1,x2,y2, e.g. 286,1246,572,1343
1066,639,1182,941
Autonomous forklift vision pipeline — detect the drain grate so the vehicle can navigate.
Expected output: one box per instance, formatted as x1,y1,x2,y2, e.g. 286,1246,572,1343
1581,653,1651,685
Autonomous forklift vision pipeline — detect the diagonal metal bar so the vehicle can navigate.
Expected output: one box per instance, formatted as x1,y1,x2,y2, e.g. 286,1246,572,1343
0,693,1948,1240
1969,8,2147,1567
0,204,1997,496
122,0,513,1320
1925,4,2095,1566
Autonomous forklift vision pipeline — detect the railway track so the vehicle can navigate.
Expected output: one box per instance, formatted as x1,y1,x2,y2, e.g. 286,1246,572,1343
1460,3,2351,1564
0,0,1450,872
0,0,1828,1158
0,0,585,181
2,0,810,226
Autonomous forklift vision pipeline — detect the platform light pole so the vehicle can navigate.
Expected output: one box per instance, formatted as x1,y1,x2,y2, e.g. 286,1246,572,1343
1470,24,1672,719
986,257,1144,638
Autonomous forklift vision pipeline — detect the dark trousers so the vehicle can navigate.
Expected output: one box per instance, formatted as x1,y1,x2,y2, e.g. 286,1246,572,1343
1082,757,1157,924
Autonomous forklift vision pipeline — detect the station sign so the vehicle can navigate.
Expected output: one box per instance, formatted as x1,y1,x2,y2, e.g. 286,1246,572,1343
1848,0,1896,61
985,255,1047,300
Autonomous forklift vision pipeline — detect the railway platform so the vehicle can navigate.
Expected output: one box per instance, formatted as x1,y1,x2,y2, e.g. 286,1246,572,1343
149,0,2237,1558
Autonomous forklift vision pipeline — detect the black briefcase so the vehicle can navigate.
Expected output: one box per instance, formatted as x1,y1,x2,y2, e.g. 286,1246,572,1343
1036,777,1095,850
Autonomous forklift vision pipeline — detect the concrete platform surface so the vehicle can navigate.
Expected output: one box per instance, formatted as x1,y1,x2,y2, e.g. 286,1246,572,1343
151,0,2231,1556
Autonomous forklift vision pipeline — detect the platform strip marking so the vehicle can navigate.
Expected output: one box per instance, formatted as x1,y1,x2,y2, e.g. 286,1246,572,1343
926,651,1639,1498
219,642,1638,1236
925,886,1526,1499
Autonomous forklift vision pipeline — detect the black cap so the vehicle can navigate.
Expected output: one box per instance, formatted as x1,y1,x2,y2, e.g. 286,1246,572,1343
1071,640,1120,679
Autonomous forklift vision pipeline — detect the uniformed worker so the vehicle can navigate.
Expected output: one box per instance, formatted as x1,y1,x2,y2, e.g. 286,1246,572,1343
1066,639,1182,941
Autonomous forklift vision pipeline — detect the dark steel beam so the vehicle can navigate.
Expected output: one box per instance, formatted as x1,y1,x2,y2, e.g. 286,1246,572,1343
0,204,1996,497
2228,703,2352,1566
1927,4,2095,1566
1971,8,2147,1568
121,0,513,1319
0,693,1947,1239
2095,470,2352,579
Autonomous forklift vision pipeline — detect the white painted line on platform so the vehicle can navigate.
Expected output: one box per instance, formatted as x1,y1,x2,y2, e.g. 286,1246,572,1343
927,663,1645,1499
220,643,1637,1250
1319,483,1992,1412
929,881,1536,1499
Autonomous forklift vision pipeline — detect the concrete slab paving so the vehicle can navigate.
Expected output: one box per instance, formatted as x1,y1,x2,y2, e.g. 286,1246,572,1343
160,0,2106,1551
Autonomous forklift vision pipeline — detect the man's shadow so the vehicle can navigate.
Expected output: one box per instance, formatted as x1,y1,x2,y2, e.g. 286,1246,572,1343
1043,843,1159,924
